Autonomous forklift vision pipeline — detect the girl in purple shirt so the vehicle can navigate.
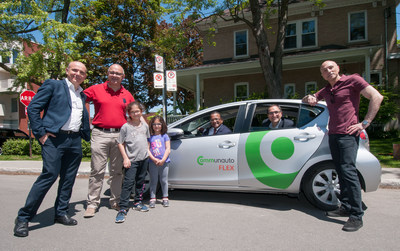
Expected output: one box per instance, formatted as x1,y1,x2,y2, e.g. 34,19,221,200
148,115,171,208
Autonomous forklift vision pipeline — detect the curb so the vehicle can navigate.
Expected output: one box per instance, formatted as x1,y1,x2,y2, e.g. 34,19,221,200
0,161,398,188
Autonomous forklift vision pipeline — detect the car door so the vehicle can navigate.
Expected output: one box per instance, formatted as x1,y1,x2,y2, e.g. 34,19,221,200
237,102,327,191
168,105,242,187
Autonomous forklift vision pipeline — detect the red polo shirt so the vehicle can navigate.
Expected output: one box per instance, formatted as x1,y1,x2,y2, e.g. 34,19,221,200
84,81,135,129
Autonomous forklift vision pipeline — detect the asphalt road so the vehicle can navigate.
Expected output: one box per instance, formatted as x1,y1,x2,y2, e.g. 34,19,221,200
1,174,399,250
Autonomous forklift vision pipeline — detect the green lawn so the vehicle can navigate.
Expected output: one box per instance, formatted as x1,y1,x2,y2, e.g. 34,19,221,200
369,137,400,168
1,138,398,168
0,155,91,162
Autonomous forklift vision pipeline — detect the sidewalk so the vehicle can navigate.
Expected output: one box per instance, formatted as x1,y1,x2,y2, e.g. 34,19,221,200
0,160,97,176
0,160,398,188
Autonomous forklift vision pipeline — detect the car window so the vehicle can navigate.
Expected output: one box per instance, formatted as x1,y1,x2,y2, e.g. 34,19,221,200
174,106,240,138
249,103,299,132
297,104,324,127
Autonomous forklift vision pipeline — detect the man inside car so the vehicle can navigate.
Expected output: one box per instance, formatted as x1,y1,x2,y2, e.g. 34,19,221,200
200,111,232,135
262,104,294,129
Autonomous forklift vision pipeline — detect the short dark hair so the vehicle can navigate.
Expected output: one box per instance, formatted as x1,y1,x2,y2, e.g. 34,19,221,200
267,104,282,113
126,101,145,113
210,111,222,119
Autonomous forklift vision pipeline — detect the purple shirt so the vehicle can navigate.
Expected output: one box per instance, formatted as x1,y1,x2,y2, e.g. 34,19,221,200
148,134,170,163
315,74,369,135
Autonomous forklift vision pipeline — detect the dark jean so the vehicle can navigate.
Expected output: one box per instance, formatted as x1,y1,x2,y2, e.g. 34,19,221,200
17,133,82,222
119,158,148,210
329,134,363,219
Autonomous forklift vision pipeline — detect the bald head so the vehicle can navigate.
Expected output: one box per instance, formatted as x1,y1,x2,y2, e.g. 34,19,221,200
107,64,125,87
66,61,87,88
320,60,341,86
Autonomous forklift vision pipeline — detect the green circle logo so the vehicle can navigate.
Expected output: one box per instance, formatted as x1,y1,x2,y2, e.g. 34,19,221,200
245,131,299,189
271,137,294,160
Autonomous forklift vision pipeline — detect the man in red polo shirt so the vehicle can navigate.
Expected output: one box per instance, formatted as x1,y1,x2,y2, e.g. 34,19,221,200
83,64,135,218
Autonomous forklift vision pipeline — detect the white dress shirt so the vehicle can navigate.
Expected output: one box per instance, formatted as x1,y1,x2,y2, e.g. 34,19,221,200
61,79,83,132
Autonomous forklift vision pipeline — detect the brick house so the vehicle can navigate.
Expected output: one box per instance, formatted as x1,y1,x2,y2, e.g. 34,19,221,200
176,0,400,110
0,41,42,134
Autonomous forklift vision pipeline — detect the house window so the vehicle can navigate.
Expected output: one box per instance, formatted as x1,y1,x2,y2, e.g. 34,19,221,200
234,82,249,101
284,19,316,49
284,83,296,98
349,11,367,42
370,71,382,86
234,30,248,57
12,50,18,63
305,82,317,95
0,55,10,63
11,98,18,113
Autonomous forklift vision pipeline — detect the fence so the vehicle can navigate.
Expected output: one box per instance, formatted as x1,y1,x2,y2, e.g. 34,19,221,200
167,115,187,124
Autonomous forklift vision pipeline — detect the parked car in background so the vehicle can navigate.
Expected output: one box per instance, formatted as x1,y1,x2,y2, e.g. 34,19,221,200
166,99,381,210
0,128,29,155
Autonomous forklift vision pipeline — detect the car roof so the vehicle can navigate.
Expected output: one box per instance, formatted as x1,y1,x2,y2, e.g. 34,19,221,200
168,99,327,127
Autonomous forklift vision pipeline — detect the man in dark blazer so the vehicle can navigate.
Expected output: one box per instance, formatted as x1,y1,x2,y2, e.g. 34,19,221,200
202,111,232,135
262,104,295,129
14,61,90,237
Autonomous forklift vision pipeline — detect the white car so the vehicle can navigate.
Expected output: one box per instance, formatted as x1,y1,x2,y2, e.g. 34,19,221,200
164,99,381,210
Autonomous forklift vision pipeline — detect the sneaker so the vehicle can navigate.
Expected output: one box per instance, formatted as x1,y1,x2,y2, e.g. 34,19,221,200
326,207,350,217
83,207,96,218
162,200,169,207
149,200,156,208
342,217,363,232
133,202,149,212
115,210,127,223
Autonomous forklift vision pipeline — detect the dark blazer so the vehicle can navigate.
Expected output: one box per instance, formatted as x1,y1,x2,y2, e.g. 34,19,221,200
262,117,295,129
203,124,232,135
27,79,90,141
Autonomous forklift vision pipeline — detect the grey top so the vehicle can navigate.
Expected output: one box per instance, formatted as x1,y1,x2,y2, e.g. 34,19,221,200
117,121,150,161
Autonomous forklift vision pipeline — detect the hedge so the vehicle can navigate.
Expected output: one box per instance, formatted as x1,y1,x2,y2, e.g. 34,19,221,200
2,139,92,157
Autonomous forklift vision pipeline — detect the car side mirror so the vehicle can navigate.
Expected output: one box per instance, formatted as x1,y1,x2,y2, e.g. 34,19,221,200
167,128,184,140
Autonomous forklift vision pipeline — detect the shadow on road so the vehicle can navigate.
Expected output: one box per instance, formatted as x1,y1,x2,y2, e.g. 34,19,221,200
28,200,86,231
168,189,346,225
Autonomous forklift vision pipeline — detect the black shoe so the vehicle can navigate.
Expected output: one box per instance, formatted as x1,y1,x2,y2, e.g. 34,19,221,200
326,207,351,217
54,215,78,226
14,219,29,237
342,217,363,232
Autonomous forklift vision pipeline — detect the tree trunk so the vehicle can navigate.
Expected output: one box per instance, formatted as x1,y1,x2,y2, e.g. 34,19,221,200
249,0,283,98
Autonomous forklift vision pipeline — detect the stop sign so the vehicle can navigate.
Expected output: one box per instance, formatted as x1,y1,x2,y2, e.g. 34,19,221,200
20,90,36,107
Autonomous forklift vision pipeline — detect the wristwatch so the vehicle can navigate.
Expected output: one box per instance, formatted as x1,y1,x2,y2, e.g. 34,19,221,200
362,120,370,127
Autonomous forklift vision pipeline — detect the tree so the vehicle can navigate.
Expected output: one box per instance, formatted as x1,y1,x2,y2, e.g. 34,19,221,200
75,1,203,112
74,0,164,110
149,18,203,114
0,0,94,88
168,0,324,98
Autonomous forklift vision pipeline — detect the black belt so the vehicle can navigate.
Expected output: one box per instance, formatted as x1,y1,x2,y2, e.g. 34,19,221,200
94,126,120,132
59,130,80,135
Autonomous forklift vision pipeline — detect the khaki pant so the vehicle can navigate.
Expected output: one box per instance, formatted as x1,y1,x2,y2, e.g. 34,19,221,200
86,128,123,209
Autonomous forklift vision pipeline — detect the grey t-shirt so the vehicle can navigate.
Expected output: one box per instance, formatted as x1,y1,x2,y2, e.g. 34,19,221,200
117,122,150,161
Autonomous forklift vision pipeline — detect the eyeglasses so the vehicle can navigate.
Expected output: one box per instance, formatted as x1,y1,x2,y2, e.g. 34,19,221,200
152,123,162,126
108,71,124,76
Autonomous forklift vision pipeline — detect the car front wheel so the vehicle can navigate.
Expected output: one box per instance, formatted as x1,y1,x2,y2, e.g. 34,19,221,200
302,162,340,211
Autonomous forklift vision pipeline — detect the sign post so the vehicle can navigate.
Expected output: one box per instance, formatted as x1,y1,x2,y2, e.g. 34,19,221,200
154,54,178,123
20,90,36,157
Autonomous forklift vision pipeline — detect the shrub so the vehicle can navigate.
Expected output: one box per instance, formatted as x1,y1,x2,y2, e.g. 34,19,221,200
2,138,92,157
82,139,91,157
359,87,400,138
2,139,39,155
